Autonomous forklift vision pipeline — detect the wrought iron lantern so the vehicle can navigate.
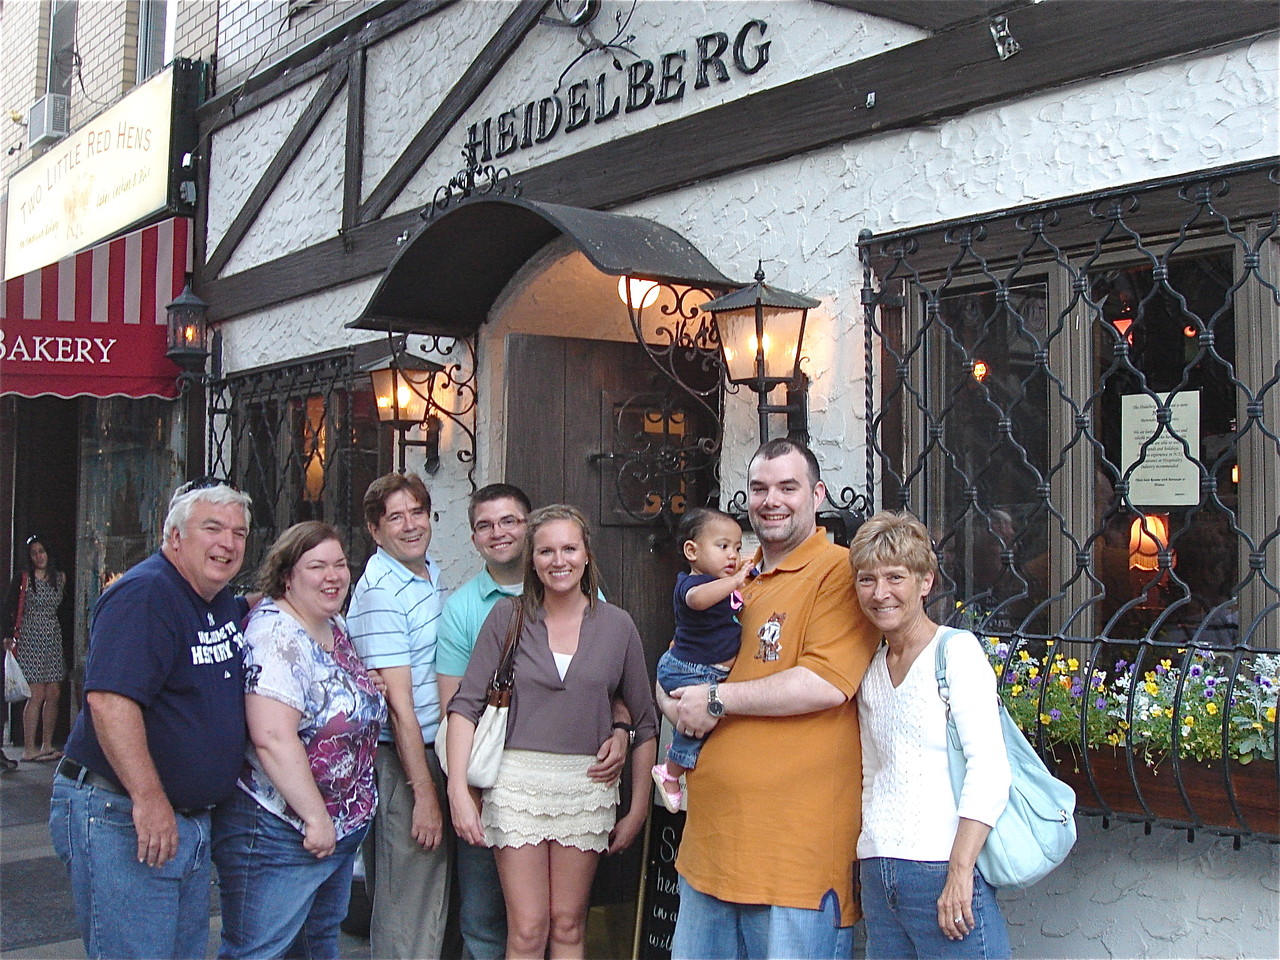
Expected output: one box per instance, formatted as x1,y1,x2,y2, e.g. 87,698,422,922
700,264,819,444
165,282,210,383
358,336,445,473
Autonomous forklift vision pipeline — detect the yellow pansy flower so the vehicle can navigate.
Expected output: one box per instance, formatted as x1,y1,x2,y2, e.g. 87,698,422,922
1040,713,1052,724
1145,682,1159,695
1206,702,1219,715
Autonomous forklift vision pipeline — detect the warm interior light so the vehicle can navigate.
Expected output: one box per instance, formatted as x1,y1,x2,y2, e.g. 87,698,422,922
617,276,660,309
183,324,198,343
1183,325,1197,338
1112,317,1134,344
1128,514,1169,572
973,360,989,382
1232,463,1239,483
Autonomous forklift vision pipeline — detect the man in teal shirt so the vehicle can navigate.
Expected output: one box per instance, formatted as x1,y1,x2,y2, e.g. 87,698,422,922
437,483,630,959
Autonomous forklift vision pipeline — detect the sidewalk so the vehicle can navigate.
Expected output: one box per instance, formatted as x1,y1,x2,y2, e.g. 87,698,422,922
0,747,371,959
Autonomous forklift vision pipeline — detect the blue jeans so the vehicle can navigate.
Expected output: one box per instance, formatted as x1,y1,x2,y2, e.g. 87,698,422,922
455,838,506,959
671,876,853,960
211,788,368,959
49,771,214,959
859,858,1010,960
656,653,731,769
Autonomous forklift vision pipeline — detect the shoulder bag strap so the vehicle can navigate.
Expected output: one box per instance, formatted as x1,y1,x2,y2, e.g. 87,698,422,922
491,599,525,692
933,626,966,754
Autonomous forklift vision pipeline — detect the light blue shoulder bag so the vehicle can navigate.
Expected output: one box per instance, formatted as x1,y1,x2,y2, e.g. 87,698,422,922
935,627,1077,889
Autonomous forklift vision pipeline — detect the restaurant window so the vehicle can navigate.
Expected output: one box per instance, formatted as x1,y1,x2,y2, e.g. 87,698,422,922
863,161,1279,653
207,349,389,586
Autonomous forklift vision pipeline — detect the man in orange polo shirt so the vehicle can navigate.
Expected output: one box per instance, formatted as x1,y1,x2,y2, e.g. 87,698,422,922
662,438,879,959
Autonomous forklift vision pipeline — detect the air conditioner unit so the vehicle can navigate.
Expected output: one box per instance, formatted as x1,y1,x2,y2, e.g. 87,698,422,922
28,94,70,147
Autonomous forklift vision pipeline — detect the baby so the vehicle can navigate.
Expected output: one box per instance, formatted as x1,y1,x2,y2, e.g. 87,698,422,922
651,507,748,812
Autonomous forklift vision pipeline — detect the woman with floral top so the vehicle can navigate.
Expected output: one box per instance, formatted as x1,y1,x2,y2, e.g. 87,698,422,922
212,522,386,959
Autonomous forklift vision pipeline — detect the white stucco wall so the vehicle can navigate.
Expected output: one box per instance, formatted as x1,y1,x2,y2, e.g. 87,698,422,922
1002,817,1279,959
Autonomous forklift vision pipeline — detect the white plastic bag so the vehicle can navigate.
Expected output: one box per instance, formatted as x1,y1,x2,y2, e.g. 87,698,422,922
4,649,31,702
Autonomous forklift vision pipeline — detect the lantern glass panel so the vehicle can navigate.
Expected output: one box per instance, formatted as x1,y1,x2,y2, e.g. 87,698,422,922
718,305,804,383
370,366,433,424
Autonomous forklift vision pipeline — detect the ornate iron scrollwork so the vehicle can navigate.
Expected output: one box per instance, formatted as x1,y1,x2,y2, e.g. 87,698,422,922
381,331,480,489
615,279,727,526
420,149,519,223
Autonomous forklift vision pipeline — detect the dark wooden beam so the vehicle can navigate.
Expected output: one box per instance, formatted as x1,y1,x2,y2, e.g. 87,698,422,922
205,209,422,321
816,0,1020,32
206,60,350,279
343,48,366,233
199,0,455,136
357,0,548,223
200,0,1279,321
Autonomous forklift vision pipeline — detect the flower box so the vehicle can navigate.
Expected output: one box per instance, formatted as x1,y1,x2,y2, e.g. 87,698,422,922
1057,747,1278,836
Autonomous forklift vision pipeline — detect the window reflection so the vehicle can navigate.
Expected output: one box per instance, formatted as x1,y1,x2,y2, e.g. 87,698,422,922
1091,250,1238,642
931,282,1050,634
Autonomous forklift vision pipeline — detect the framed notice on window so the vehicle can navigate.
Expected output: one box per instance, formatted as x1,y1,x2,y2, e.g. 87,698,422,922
1120,391,1200,506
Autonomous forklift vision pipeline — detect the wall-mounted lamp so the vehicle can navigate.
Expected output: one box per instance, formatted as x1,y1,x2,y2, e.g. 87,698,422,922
165,282,210,388
699,264,818,445
357,335,445,474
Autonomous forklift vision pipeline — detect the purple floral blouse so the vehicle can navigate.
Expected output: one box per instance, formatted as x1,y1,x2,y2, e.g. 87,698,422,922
238,599,386,839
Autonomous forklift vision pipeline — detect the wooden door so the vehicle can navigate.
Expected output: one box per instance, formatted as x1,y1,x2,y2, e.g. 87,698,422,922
504,333,717,956
505,333,719,670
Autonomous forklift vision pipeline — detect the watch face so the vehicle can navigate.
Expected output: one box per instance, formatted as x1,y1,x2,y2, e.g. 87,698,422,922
708,688,725,717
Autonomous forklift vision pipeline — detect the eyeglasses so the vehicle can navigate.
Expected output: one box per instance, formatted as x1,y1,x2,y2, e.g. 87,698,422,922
175,475,240,496
473,515,527,536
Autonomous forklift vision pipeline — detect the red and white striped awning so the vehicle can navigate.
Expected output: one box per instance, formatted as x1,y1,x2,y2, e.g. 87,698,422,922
0,217,192,399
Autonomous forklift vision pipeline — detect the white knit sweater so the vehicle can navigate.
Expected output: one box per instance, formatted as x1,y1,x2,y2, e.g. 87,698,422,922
856,626,1011,862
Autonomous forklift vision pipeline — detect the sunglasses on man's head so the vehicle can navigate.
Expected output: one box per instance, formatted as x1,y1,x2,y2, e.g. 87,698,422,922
175,475,240,496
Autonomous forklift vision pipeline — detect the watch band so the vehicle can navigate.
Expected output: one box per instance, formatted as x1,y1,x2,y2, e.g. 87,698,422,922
611,721,636,744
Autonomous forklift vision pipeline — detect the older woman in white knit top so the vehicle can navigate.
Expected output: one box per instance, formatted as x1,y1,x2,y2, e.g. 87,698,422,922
849,511,1012,960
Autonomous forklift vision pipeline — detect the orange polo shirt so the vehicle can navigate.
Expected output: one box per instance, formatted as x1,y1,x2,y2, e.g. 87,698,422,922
676,528,879,926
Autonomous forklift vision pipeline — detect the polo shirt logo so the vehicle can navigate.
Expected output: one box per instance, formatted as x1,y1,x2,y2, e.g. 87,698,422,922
755,613,785,662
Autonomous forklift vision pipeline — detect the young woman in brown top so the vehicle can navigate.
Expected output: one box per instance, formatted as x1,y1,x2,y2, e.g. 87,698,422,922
446,504,657,960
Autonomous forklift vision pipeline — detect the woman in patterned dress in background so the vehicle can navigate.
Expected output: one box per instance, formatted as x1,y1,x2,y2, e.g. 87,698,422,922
3,535,67,762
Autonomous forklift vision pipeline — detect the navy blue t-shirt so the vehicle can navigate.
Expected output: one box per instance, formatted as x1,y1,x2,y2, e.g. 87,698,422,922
64,551,249,810
670,571,743,665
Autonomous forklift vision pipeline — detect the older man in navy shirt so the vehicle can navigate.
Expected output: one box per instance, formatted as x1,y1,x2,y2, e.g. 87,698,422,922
52,478,253,959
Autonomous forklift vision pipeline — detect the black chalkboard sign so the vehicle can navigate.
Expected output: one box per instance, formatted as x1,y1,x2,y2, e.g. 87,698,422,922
638,805,685,960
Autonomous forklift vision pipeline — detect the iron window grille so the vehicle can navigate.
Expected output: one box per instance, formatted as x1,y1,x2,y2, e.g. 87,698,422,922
206,348,388,588
860,160,1279,844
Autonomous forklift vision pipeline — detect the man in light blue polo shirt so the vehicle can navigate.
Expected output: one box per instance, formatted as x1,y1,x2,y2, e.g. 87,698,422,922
347,472,450,960
437,483,630,959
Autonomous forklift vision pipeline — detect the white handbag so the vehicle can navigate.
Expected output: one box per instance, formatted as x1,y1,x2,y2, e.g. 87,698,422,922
437,600,523,788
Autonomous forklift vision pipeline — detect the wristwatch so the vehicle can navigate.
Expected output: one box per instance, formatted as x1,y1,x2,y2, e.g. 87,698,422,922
707,683,725,718
611,721,636,745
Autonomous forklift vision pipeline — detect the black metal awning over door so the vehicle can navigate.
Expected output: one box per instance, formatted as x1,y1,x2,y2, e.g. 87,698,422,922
349,195,736,336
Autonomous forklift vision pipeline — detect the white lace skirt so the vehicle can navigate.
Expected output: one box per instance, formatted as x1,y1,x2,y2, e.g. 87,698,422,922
482,749,618,853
